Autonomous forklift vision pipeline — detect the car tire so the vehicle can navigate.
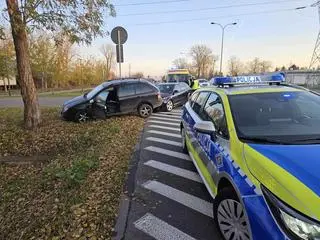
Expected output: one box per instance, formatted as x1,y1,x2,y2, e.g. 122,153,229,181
181,127,188,153
166,100,174,112
138,104,153,118
75,110,89,123
213,187,251,240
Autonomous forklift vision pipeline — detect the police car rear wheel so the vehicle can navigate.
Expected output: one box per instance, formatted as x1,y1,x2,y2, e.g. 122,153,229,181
214,188,250,240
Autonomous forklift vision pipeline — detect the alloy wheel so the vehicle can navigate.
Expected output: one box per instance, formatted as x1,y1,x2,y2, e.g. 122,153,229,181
78,112,89,123
217,199,250,240
166,101,173,112
140,105,152,117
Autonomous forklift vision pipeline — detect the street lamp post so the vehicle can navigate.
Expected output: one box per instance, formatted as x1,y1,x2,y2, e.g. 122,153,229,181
211,22,237,75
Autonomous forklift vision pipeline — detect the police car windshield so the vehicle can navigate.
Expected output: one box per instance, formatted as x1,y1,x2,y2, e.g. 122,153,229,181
228,91,320,144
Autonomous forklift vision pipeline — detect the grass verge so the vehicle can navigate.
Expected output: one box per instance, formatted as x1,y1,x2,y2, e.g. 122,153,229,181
0,89,92,98
0,108,144,239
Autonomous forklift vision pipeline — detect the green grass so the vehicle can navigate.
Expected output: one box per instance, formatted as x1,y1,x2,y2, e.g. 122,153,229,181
0,108,144,240
53,156,99,188
0,88,92,98
38,90,89,97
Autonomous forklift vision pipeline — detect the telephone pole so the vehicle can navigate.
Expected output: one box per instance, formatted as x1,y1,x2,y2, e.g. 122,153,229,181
310,1,320,69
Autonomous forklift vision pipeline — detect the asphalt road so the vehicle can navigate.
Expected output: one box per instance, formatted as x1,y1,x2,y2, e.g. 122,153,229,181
0,97,69,108
115,109,222,240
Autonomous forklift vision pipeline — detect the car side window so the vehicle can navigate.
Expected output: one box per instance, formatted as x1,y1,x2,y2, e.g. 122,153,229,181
95,90,109,106
118,83,136,98
136,83,153,94
192,92,209,116
203,93,229,139
174,84,182,93
179,82,190,91
189,92,199,108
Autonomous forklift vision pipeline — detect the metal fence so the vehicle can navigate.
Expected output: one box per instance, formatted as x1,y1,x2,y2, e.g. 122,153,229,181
285,70,320,87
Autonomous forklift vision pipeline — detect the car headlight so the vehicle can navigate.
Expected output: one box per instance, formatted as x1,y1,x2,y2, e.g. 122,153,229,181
262,185,320,240
280,209,320,239
163,96,170,103
62,105,69,112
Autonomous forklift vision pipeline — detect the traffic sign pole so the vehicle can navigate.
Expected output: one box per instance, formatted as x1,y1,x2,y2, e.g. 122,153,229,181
111,26,128,79
117,30,122,78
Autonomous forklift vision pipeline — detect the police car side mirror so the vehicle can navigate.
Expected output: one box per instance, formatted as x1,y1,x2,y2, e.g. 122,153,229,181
194,121,216,140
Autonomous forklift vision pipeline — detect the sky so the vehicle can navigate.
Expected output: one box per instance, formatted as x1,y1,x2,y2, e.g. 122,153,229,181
78,0,318,78
2,0,318,78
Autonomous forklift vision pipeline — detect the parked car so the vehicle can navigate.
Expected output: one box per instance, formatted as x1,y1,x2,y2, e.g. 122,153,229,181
198,79,210,87
157,82,192,112
61,79,163,122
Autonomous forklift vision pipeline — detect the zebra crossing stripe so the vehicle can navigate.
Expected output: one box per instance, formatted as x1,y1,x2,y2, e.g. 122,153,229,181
146,137,182,147
149,125,180,132
147,130,181,138
143,180,213,218
134,213,196,240
144,146,190,161
152,113,181,119
144,160,202,183
149,116,181,122
148,120,179,126
156,112,181,116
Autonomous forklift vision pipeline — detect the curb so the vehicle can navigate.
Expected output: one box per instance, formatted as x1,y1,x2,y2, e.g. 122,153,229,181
112,128,144,240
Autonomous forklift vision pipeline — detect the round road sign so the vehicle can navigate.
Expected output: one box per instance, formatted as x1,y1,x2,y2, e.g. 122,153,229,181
111,26,128,45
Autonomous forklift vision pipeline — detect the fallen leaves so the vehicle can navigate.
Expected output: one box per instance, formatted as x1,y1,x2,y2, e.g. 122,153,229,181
0,108,144,239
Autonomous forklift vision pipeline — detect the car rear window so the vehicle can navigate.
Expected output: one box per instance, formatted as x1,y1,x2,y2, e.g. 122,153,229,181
136,83,154,94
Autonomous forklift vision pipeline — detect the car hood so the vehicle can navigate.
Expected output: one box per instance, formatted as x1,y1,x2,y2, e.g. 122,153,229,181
244,143,320,219
63,95,87,106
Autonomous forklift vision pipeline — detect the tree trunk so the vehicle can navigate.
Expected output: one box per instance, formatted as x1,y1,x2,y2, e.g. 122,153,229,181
3,76,7,92
6,0,41,129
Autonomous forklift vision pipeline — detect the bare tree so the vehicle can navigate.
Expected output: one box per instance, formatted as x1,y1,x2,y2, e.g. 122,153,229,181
189,44,214,78
132,72,144,78
172,58,189,69
247,58,273,74
53,37,73,88
260,60,272,72
228,56,243,76
100,44,115,80
247,58,261,74
3,0,115,129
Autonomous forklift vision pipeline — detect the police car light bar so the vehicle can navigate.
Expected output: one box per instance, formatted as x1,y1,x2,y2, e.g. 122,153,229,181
213,73,285,86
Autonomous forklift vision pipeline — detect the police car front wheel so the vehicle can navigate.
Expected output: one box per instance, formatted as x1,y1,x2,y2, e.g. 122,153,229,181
214,188,250,240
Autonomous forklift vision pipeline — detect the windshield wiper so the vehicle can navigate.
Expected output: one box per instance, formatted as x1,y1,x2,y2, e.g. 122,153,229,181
290,137,320,143
239,136,289,145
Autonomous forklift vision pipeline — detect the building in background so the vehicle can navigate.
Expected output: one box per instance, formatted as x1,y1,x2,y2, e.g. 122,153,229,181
0,76,17,90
